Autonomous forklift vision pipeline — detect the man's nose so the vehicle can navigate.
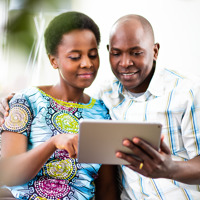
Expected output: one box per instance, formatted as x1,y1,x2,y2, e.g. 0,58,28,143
119,54,133,68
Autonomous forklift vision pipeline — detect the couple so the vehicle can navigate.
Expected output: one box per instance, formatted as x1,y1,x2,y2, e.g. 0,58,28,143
1,11,200,200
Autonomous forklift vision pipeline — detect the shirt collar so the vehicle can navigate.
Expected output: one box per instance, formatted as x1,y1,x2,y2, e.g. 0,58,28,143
147,66,165,97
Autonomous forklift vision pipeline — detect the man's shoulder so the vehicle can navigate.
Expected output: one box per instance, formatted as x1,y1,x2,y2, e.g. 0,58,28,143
90,76,120,99
149,67,199,97
159,68,197,89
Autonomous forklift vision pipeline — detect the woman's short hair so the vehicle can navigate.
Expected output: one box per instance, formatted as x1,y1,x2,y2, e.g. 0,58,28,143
44,11,101,55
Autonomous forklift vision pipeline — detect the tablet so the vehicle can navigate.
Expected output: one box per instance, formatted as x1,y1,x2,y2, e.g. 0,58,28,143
78,119,162,165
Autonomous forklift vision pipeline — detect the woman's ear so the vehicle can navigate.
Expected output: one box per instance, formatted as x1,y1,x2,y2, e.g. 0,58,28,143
48,54,58,69
153,43,160,61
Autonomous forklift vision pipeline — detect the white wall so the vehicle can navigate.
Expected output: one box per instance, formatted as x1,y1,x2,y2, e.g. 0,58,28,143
71,0,200,94
1,0,200,96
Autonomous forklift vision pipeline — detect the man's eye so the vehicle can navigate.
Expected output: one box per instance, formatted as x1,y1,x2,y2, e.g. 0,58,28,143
110,52,120,56
131,52,143,56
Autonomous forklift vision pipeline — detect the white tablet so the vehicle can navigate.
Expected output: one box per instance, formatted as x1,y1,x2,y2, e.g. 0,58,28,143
78,119,162,165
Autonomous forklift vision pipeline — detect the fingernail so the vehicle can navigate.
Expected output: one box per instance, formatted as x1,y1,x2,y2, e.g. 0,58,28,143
133,137,139,143
123,140,130,146
116,152,122,158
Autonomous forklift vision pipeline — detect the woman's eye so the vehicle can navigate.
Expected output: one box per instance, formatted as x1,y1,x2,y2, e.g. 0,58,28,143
69,56,81,60
89,54,98,59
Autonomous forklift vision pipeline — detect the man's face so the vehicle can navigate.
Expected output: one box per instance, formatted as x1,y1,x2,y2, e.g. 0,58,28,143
108,20,159,93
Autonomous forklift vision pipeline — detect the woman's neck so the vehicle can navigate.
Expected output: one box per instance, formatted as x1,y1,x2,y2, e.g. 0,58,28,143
37,84,90,103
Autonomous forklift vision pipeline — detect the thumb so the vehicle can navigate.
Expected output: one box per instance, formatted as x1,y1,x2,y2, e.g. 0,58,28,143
160,138,171,154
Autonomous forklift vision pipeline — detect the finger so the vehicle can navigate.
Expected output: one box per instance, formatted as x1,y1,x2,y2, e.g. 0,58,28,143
160,140,171,154
132,137,161,160
1,99,10,117
73,135,79,156
66,143,77,158
0,101,6,116
3,96,13,111
122,139,153,163
0,104,6,125
7,93,15,101
0,119,5,126
115,151,141,167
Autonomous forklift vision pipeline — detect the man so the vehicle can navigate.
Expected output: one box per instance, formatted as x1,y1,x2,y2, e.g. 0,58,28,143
96,14,200,199
1,14,200,199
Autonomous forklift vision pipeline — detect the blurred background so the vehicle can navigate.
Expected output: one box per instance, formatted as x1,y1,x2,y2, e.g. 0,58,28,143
0,0,200,97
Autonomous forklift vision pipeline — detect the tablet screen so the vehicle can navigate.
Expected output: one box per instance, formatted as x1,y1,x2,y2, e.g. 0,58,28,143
78,119,162,165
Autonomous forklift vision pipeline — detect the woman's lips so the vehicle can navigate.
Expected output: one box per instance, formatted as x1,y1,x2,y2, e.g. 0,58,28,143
78,72,94,79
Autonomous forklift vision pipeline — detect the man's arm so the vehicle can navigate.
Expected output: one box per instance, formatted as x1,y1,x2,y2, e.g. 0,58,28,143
116,137,200,184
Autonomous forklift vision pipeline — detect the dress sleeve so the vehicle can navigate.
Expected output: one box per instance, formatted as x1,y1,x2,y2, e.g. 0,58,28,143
2,95,33,137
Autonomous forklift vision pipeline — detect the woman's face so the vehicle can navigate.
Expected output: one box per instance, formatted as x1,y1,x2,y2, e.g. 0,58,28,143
50,29,99,90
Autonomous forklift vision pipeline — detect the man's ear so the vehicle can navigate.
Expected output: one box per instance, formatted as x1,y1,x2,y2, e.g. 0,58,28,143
48,54,58,69
106,44,109,51
153,43,160,61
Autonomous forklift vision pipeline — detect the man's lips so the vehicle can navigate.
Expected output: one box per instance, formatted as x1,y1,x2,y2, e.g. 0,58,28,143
119,71,138,75
120,72,136,75
119,71,139,80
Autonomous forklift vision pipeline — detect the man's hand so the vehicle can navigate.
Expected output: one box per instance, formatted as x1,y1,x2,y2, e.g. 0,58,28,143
115,136,176,179
0,93,15,125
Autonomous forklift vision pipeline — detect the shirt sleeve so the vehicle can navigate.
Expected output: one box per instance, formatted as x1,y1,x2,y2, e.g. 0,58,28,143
181,84,200,159
2,94,33,137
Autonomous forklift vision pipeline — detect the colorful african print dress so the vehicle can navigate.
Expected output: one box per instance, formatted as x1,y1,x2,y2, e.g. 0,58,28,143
2,87,110,200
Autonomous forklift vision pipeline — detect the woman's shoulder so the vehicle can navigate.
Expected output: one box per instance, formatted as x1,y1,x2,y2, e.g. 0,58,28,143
11,87,44,101
9,86,50,111
83,97,110,119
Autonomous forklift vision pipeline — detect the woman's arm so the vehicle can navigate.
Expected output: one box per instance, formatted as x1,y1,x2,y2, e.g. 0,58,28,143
95,165,121,200
1,131,78,186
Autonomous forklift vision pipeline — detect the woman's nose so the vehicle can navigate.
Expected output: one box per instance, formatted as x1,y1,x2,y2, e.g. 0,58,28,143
80,56,93,68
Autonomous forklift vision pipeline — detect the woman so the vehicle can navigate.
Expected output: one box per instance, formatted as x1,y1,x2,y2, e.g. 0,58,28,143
0,11,119,200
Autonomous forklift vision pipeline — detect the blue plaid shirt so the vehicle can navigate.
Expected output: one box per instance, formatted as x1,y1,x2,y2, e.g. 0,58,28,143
97,67,200,200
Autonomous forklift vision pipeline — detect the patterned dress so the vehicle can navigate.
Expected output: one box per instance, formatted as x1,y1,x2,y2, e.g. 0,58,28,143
2,87,110,200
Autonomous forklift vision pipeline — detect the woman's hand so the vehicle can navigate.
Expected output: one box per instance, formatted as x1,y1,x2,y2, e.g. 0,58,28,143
53,134,79,158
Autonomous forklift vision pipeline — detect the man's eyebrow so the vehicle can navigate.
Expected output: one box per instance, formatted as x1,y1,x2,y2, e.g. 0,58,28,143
130,46,143,50
110,47,120,51
110,46,142,51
